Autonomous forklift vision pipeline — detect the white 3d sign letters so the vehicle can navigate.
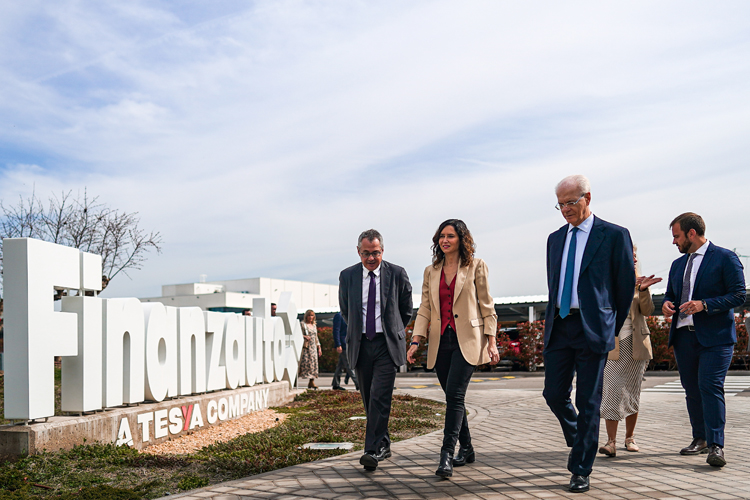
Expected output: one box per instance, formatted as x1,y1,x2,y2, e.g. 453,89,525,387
3,238,302,422
143,302,178,402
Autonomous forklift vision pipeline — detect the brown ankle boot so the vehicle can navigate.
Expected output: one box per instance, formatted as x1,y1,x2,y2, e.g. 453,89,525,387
308,378,318,389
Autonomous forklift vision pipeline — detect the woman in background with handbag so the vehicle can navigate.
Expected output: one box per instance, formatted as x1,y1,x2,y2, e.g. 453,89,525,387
299,309,322,389
408,219,499,478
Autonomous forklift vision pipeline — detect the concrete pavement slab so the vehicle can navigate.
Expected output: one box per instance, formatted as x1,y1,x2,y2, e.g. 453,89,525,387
172,377,750,499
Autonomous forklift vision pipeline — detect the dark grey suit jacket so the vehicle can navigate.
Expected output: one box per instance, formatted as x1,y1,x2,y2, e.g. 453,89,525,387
339,261,413,368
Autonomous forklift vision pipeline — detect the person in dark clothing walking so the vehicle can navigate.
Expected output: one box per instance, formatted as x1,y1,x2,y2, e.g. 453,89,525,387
332,312,359,390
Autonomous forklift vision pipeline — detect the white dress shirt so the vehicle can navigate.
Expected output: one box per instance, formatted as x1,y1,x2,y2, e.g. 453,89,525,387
676,240,710,329
556,214,594,310
362,264,383,333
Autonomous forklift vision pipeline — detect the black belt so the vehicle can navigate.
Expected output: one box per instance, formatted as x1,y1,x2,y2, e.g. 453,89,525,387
555,308,580,316
677,325,696,332
362,332,384,339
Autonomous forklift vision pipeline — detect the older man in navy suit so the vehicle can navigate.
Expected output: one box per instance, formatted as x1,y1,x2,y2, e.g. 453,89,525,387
662,213,745,467
543,175,635,493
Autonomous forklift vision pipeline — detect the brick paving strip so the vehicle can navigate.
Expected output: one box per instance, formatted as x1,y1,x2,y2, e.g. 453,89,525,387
172,385,750,499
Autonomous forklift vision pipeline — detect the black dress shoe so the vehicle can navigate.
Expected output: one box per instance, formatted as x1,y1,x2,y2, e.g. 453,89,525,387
680,438,708,455
452,444,475,466
569,474,589,493
375,446,392,461
435,451,454,478
360,452,378,471
706,444,726,467
332,386,346,391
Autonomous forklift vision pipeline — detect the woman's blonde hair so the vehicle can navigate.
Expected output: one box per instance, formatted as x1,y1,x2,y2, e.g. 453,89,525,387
304,309,316,323
633,244,641,277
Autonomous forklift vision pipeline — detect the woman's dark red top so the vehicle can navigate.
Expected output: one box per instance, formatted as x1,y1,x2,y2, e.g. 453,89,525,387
439,268,456,335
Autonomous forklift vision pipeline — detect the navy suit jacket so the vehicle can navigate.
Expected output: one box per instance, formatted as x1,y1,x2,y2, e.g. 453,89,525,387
544,216,635,354
664,242,746,347
332,312,348,349
338,260,413,369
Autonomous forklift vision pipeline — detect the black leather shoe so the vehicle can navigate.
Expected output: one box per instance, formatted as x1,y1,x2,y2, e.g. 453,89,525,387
374,446,391,461
706,445,726,467
680,438,708,455
360,452,378,471
569,474,589,493
435,451,454,478
452,444,475,466
332,386,346,391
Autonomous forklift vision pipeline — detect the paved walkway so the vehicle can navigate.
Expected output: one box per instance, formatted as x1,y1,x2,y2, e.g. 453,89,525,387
173,378,750,500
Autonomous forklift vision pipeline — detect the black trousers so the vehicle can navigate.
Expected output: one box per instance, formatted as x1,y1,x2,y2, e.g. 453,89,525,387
332,347,359,389
356,333,398,453
434,325,475,454
542,312,607,477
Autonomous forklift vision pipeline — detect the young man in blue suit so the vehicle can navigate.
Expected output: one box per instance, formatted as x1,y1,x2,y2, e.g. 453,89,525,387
543,175,635,493
662,212,746,467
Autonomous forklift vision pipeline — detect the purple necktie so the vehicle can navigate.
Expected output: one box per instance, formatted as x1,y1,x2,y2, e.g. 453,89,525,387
679,253,697,320
366,271,376,340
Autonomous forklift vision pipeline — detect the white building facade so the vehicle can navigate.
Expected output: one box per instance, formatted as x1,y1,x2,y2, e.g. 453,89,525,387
141,277,340,314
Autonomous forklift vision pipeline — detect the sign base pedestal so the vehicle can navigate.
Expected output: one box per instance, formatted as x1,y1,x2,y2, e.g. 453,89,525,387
0,381,298,456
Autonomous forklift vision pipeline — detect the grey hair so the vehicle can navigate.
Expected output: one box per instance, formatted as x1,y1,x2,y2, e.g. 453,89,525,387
555,174,591,196
357,229,384,250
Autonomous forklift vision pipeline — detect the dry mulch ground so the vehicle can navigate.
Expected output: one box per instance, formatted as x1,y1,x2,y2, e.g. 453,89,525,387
141,409,287,455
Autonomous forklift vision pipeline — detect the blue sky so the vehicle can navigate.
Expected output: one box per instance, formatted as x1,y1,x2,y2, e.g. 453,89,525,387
2,1,750,299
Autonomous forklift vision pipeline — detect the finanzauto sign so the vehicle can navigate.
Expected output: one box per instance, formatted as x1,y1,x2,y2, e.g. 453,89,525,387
2,238,304,432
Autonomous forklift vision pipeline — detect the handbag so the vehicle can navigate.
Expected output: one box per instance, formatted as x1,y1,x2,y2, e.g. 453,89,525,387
302,323,310,349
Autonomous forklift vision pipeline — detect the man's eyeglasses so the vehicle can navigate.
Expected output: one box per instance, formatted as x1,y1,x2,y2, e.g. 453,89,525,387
360,251,382,259
554,194,585,211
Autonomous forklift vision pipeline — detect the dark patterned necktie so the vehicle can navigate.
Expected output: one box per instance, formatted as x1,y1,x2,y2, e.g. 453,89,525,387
678,253,697,319
366,271,376,340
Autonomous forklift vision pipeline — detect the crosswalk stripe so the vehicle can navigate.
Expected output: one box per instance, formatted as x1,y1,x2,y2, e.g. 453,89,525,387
644,377,750,397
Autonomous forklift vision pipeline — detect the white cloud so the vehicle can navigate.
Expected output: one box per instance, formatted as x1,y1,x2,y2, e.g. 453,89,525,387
1,0,749,299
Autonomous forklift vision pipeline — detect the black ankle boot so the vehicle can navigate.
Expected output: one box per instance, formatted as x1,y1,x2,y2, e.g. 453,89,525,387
453,444,475,466
435,451,454,478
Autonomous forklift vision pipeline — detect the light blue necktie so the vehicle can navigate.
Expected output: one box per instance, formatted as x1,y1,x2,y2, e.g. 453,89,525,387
559,227,579,319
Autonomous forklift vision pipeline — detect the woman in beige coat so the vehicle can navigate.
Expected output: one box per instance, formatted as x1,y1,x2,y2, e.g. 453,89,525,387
407,219,499,478
598,247,661,456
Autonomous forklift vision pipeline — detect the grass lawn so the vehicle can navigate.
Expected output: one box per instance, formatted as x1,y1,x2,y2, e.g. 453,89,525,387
0,387,444,499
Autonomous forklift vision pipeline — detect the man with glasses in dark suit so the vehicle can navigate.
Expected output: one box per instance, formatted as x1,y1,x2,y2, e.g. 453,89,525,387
543,175,635,493
339,229,413,472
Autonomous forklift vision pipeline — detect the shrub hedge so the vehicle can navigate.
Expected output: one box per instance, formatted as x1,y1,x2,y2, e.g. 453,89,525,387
493,312,749,371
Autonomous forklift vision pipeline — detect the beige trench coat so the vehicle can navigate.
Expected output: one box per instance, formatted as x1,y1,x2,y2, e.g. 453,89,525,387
412,258,498,369
608,287,654,361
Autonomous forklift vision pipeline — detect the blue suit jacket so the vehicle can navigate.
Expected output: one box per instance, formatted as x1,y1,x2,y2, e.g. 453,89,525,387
544,216,635,354
332,312,348,349
664,242,746,347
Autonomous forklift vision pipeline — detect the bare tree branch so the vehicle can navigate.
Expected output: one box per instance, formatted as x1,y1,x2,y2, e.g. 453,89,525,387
0,188,163,294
